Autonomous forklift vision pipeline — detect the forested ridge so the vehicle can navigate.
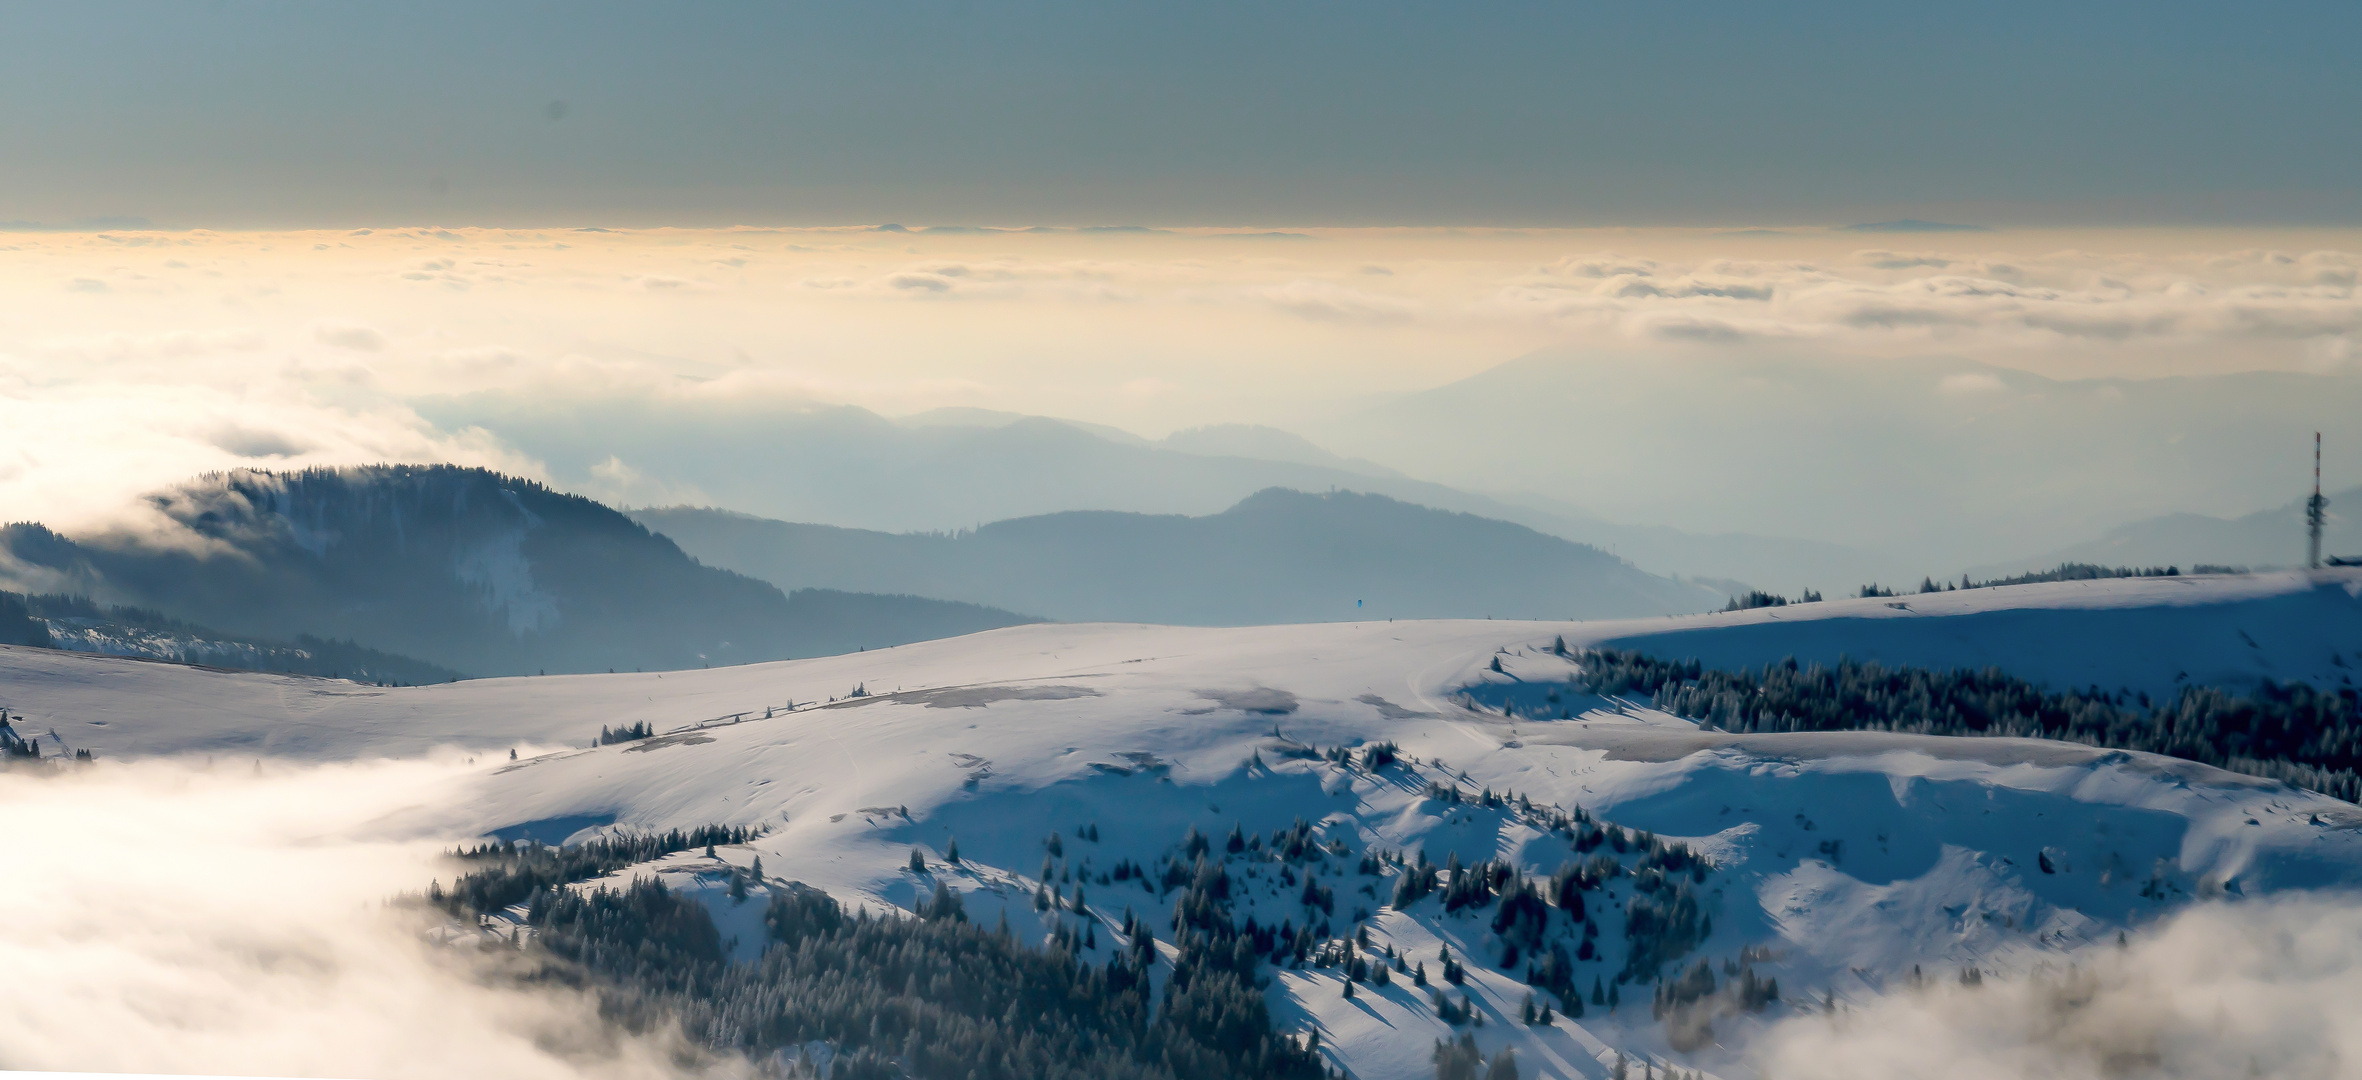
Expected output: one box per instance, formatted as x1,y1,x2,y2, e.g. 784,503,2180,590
1575,649,2362,800
425,747,1772,1077
433,829,1333,1079
0,587,460,684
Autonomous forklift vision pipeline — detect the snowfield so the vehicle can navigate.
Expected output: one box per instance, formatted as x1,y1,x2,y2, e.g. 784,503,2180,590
8,570,2362,1078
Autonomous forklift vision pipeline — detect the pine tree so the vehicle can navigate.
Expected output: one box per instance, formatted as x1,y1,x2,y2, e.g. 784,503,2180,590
1484,1046,1520,1080
1433,1033,1484,1080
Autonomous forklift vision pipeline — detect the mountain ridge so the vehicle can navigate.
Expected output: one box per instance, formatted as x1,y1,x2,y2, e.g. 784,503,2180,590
1310,347,2362,573
0,465,1038,677
1978,483,2362,576
634,487,1727,625
428,394,1878,592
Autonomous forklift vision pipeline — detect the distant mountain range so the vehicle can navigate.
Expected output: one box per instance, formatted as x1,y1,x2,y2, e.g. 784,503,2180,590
1303,348,2362,575
0,466,1036,678
1976,485,2362,576
634,488,1725,626
425,396,1879,593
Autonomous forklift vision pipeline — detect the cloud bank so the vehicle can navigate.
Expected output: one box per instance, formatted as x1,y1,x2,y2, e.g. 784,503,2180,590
1494,247,2362,353
1756,895,2362,1080
0,758,745,1079
2,225,2358,561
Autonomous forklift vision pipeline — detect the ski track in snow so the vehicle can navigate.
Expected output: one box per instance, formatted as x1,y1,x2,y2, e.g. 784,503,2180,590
8,570,2362,1078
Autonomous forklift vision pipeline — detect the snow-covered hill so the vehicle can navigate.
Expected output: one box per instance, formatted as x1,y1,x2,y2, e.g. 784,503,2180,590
9,571,2362,1078
1596,569,2362,699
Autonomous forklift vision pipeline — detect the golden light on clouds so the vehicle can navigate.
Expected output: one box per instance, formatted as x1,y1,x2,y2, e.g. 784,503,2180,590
1,224,2356,536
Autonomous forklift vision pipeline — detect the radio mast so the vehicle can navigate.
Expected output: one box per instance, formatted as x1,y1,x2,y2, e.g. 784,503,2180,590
2309,432,2327,570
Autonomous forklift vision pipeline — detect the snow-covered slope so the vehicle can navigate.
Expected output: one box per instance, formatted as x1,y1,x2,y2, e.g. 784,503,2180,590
10,571,2362,1078
1594,569,2362,698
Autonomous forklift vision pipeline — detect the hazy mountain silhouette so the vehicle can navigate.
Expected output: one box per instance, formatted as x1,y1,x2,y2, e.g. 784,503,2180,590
636,488,1723,626
1311,348,2362,574
0,466,1037,677
1978,484,2362,576
427,395,1874,592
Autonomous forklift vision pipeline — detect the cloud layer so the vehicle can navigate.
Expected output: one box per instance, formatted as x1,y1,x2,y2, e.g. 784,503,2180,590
2,225,2358,556
1756,895,2362,1079
0,757,741,1078
1494,247,2362,354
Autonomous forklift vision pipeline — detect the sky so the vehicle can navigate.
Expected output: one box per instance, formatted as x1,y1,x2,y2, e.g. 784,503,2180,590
4,1,2361,229
1,3,2359,574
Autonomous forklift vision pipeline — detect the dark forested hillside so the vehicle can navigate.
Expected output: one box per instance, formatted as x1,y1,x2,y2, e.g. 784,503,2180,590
636,489,1721,626
428,774,1745,1074
0,466,1037,677
1569,649,2362,800
433,829,1335,1080
6,590,460,683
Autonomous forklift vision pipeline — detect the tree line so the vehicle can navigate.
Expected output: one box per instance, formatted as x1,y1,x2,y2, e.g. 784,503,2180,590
0,587,461,684
431,827,1334,1080
1575,648,2362,799
1857,561,2240,599
426,750,1759,1078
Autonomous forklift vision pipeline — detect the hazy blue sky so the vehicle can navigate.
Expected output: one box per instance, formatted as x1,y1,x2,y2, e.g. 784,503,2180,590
5,1,2359,227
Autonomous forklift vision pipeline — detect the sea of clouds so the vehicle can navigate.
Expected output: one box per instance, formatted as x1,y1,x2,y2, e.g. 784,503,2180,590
1755,895,2362,1079
2,226,2357,561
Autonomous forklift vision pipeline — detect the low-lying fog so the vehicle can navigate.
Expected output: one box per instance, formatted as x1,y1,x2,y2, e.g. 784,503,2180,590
0,756,745,1079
